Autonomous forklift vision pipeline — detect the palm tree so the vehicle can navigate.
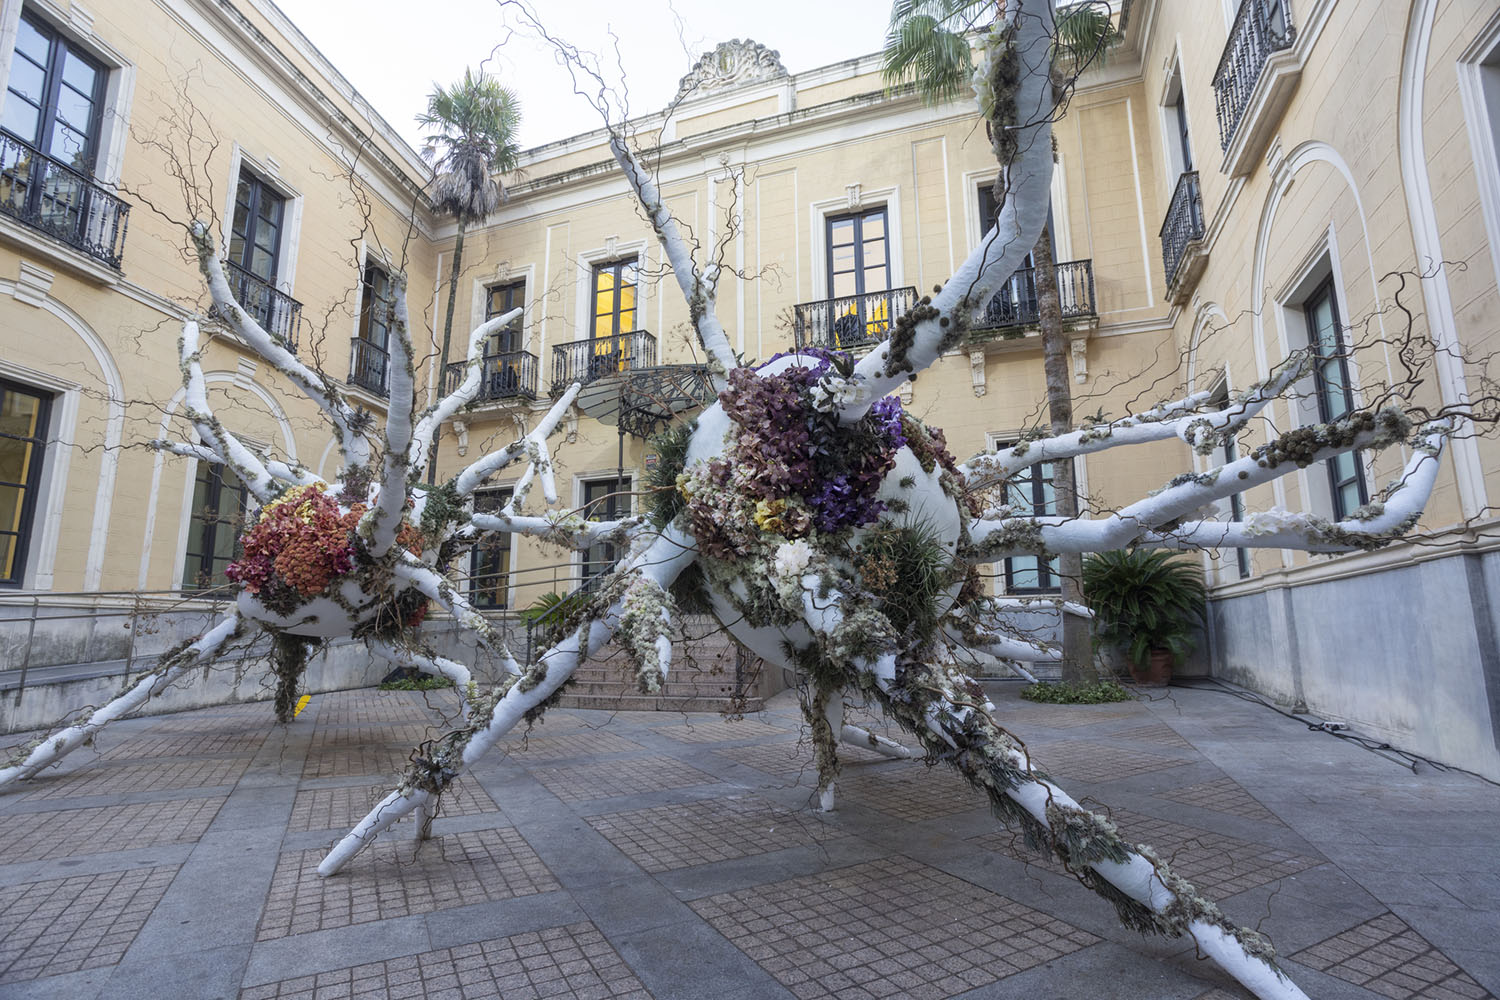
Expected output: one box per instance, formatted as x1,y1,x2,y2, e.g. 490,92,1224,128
417,68,522,481
884,0,1116,685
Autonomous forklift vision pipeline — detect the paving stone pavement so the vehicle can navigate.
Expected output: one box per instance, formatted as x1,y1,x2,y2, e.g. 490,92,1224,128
0,682,1497,1000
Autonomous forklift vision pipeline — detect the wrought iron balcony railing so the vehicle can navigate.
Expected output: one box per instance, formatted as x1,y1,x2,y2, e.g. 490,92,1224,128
1159,171,1206,289
1213,0,1296,151
221,260,303,350
348,336,390,397
793,286,918,353
551,330,657,395
970,259,1096,339
444,350,539,403
0,131,130,269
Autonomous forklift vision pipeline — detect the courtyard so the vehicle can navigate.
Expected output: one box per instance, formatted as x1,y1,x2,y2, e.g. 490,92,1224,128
0,680,1494,1000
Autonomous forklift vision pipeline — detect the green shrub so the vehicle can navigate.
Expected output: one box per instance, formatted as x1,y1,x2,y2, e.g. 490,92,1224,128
1082,548,1207,667
1019,680,1132,704
378,675,455,691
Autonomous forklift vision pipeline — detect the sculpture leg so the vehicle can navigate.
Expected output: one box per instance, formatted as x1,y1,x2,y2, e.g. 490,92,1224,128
0,614,246,788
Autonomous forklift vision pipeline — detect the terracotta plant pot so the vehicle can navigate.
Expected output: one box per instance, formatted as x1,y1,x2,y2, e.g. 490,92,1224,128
1129,648,1174,687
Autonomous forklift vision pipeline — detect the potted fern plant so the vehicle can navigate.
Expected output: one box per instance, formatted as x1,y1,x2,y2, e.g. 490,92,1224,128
1081,549,1207,686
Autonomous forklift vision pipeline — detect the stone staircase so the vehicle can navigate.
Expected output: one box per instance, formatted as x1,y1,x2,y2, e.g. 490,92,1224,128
552,616,774,713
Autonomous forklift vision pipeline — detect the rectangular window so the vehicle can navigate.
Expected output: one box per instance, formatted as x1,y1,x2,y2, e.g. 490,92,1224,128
2,12,105,173
825,207,892,347
580,475,630,590
350,258,392,396
996,444,1062,594
589,260,637,378
1305,277,1367,519
222,166,301,344
230,169,285,284
0,379,51,586
182,461,248,591
470,488,514,608
485,279,525,355
0,12,108,252
977,184,1038,327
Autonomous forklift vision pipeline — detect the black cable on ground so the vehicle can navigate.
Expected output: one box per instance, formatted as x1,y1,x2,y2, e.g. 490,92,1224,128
1172,676,1500,789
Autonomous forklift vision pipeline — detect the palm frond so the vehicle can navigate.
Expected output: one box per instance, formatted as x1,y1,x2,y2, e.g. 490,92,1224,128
418,67,522,224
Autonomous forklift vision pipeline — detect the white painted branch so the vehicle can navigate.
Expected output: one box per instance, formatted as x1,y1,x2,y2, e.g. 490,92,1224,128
392,557,520,677
838,0,1056,420
366,278,417,560
801,581,1307,1000
178,321,276,502
961,354,1310,488
839,724,918,759
452,383,582,498
969,418,1445,558
409,307,524,475
1142,434,1447,552
319,527,698,876
192,223,370,469
0,614,243,787
468,513,641,549
607,134,735,385
368,639,473,711
986,597,1094,619
149,440,326,489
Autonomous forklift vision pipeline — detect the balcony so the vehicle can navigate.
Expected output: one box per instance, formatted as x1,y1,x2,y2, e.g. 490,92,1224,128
348,336,389,398
444,350,539,404
1213,0,1300,175
551,330,657,395
970,260,1096,342
0,131,130,270
793,286,917,353
221,260,303,350
1159,171,1207,303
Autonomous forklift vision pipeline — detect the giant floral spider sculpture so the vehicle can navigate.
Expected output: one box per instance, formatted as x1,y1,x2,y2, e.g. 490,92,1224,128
0,3,1458,998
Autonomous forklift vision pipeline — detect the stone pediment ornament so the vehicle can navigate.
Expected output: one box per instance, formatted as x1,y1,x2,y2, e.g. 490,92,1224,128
675,39,788,101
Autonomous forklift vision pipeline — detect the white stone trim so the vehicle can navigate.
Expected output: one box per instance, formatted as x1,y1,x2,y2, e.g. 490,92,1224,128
1456,12,1500,316
0,281,123,591
1399,0,1487,520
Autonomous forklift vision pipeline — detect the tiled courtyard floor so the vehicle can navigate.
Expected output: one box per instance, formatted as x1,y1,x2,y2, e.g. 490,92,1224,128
1,681,1497,1000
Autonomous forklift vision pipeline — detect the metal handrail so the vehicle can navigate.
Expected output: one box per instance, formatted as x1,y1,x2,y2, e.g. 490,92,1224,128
1212,0,1296,150
0,130,130,268
793,286,918,353
348,336,390,397
971,260,1096,337
221,259,303,349
550,330,657,395
1159,171,1205,288
444,350,539,402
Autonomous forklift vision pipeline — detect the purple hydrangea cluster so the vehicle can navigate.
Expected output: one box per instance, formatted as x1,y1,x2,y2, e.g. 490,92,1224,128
717,352,905,536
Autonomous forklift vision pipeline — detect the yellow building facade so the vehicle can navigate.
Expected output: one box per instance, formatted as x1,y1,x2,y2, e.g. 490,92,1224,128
2,0,1499,777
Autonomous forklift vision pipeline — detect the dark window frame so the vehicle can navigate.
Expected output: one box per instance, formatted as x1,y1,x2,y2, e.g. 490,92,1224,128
484,278,526,355
825,206,891,301
1304,275,1368,520
2,11,106,174
358,257,393,352
995,440,1064,595
579,474,631,590
229,167,287,285
181,459,249,592
469,487,514,609
589,258,637,341
0,378,52,587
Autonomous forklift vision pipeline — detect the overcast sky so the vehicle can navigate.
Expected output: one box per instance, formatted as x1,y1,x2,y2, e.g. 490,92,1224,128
269,0,891,155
